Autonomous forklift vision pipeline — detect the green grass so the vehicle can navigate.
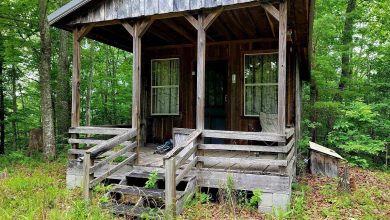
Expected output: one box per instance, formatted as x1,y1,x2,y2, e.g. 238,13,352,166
1,152,388,220
0,151,111,220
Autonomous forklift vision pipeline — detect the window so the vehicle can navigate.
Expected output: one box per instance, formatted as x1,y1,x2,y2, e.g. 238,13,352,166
244,53,278,116
151,58,180,115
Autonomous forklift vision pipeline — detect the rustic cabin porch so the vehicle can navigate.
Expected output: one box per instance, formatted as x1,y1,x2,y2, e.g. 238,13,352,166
49,0,311,217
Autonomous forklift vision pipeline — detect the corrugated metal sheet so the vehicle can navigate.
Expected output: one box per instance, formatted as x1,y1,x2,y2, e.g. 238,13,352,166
48,0,92,25
309,141,343,159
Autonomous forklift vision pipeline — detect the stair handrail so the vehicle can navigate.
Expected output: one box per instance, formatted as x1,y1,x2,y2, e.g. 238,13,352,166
82,128,137,201
164,129,202,216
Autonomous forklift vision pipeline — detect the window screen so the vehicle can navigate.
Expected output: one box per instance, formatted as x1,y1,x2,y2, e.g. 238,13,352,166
151,58,179,115
244,53,278,116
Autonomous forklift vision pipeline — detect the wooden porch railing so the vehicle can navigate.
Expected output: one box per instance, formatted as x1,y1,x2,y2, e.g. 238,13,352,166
163,129,202,215
68,126,137,201
171,128,296,175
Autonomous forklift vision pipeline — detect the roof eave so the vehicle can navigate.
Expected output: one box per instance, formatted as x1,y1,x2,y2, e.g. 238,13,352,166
48,0,92,26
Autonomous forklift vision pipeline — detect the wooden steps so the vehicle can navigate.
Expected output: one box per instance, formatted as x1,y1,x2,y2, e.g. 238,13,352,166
110,184,185,199
103,173,196,217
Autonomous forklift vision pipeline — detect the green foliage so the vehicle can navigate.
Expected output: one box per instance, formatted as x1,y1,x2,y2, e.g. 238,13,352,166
303,0,390,169
144,169,158,189
248,189,262,208
327,101,385,167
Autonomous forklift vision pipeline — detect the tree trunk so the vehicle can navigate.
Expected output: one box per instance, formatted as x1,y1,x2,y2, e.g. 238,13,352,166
86,40,94,127
111,49,117,125
56,29,70,141
0,34,4,154
11,65,18,149
310,77,318,142
39,0,56,159
337,0,356,98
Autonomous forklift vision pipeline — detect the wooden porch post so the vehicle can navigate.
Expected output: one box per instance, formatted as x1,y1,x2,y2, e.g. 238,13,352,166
278,1,288,135
196,15,206,130
71,28,81,152
124,20,153,164
132,23,141,163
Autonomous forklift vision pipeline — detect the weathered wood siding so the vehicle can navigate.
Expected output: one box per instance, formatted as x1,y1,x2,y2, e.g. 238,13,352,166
142,38,296,143
69,0,258,24
310,151,340,177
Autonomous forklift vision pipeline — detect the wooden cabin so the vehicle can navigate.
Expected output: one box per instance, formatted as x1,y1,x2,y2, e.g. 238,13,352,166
49,0,314,215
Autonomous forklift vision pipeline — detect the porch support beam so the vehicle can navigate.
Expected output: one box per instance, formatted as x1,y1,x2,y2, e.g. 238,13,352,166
77,23,95,41
71,28,81,152
260,3,280,21
131,19,153,163
184,8,223,130
278,1,287,135
196,14,206,130
265,11,276,38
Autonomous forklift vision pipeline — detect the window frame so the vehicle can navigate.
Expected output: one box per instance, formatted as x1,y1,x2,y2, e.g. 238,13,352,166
150,58,180,116
243,52,279,117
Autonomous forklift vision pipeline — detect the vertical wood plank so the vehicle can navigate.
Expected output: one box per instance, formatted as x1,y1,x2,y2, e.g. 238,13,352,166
132,22,141,163
117,0,127,19
174,0,190,11
159,0,173,13
190,0,201,10
82,152,93,201
295,58,301,141
165,158,176,217
131,0,140,17
145,0,158,15
196,14,206,130
71,29,81,152
278,1,287,135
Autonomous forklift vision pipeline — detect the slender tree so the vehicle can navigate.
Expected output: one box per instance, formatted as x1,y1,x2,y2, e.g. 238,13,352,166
338,0,356,95
56,28,70,140
38,0,56,159
86,40,94,127
11,65,17,149
0,33,4,154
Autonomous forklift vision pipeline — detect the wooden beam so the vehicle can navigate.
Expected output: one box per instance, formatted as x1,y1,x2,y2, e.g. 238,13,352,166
165,158,177,216
202,129,285,142
198,144,288,153
260,3,280,21
86,129,136,157
121,21,134,37
71,28,81,152
198,156,288,167
132,22,141,163
196,14,206,130
78,23,95,41
82,152,93,201
131,19,152,164
265,10,276,38
69,126,131,135
89,153,136,187
278,1,288,135
138,19,154,37
184,13,200,30
89,142,136,173
203,7,224,30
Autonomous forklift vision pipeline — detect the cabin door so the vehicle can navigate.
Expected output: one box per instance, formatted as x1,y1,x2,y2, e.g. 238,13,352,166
205,61,228,144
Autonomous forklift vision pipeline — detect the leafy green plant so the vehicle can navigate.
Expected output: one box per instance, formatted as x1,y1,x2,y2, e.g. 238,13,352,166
144,169,159,189
248,189,262,208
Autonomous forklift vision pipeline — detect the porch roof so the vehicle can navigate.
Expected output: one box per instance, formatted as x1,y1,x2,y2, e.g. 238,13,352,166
48,0,314,80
